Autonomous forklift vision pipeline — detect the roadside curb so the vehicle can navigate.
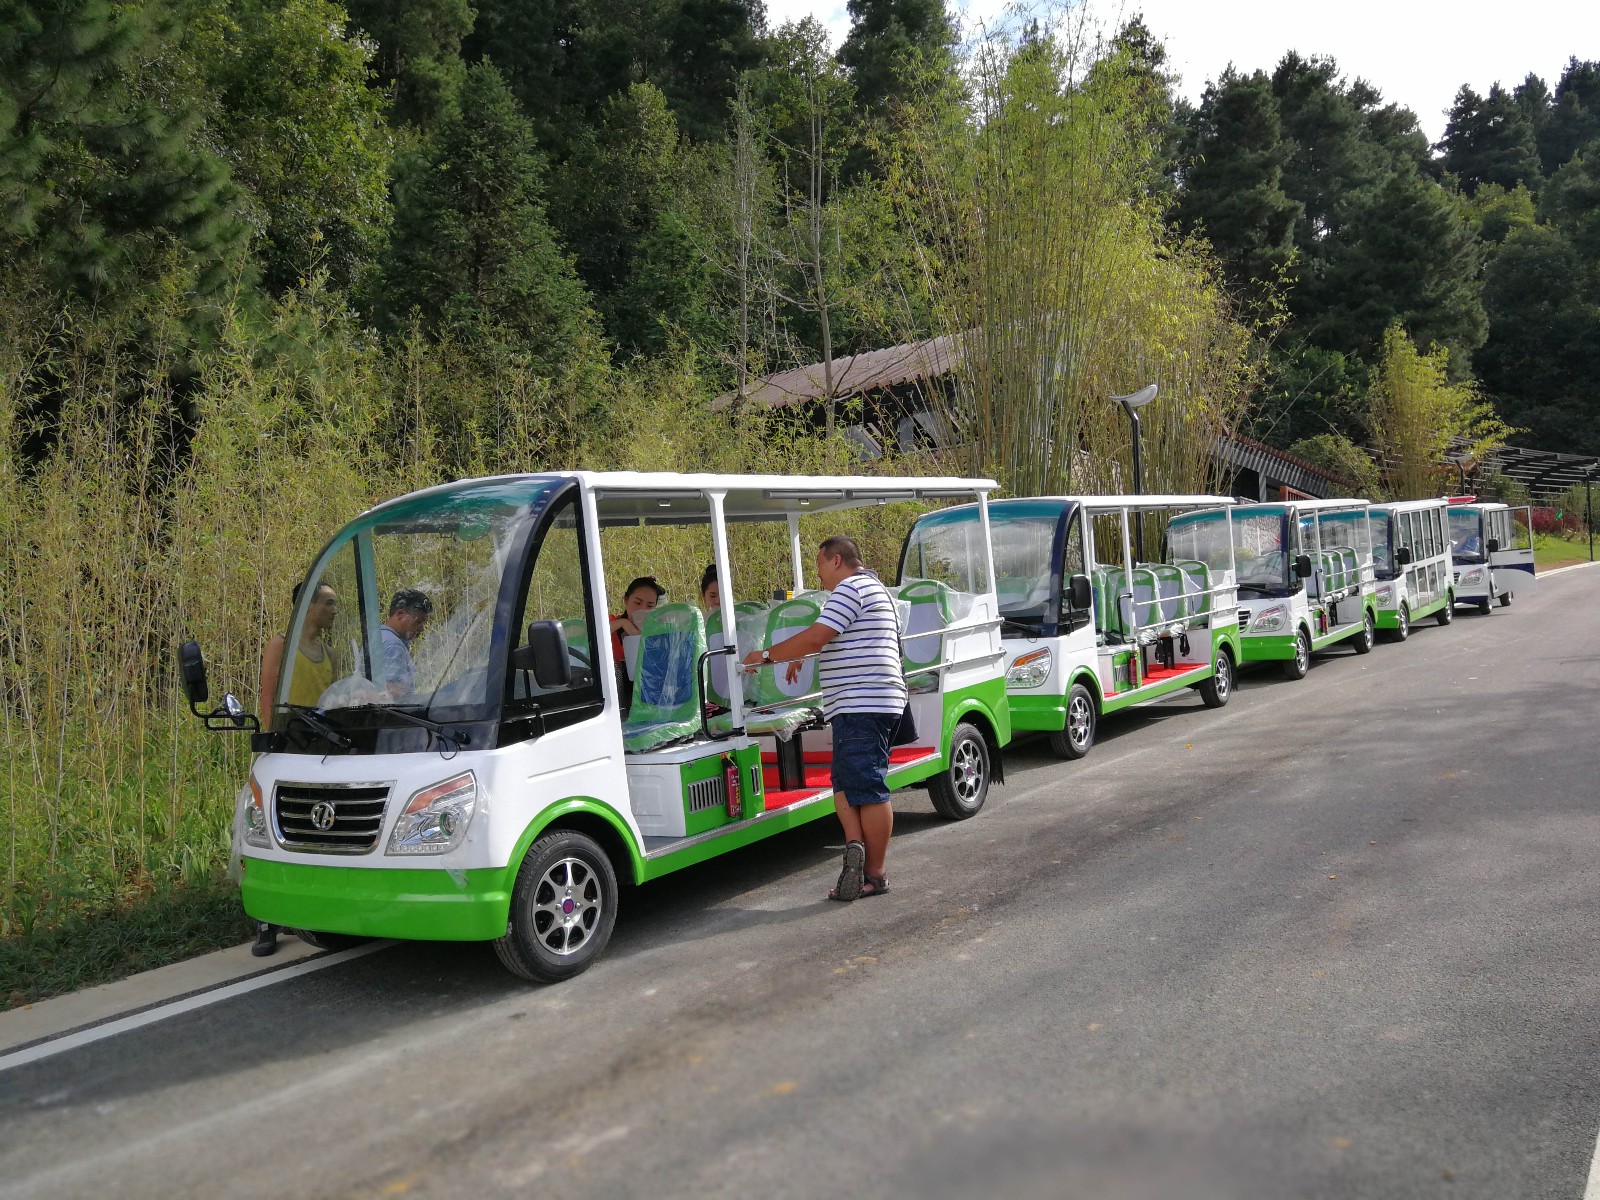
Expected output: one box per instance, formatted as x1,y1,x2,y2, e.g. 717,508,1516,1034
0,935,322,1056
1539,559,1599,577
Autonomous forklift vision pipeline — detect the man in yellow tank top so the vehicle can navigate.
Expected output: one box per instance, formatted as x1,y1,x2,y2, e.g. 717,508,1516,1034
287,583,338,707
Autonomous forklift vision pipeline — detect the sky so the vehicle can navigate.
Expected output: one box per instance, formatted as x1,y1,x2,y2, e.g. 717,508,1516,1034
765,0,1600,144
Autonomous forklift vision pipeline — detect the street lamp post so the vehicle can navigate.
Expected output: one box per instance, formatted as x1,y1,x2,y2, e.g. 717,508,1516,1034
1112,384,1159,558
1587,466,1596,562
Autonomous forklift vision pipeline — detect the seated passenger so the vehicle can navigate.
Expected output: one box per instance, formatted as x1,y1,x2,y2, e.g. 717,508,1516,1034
700,563,720,613
381,588,433,700
609,575,665,669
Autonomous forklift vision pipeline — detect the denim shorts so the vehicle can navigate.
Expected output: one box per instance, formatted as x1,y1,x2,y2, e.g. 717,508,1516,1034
830,711,898,807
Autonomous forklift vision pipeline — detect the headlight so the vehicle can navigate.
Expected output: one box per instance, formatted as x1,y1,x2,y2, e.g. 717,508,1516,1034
245,774,270,848
1249,604,1287,633
1459,568,1484,585
1375,585,1394,605
1006,648,1052,689
387,771,478,856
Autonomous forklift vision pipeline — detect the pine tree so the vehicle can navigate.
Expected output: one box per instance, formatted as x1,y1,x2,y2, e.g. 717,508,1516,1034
839,0,954,122
344,0,475,129
662,0,767,141
1173,68,1300,303
376,63,594,368
1438,83,1542,193
1540,58,1600,176
0,0,244,300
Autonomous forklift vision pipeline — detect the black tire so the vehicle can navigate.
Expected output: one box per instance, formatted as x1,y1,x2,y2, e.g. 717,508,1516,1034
295,929,368,952
1197,646,1233,708
1046,682,1096,760
1437,593,1455,626
1282,627,1311,680
495,830,618,983
1352,609,1376,654
1499,590,1513,607
1391,603,1410,643
1477,597,1492,614
930,722,991,820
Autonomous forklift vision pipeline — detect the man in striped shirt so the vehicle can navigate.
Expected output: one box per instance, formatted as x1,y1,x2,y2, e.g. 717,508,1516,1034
743,536,907,900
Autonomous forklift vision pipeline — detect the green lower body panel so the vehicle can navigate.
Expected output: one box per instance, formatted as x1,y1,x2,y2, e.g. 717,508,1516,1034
241,857,509,941
1239,632,1300,662
1008,691,1068,732
1375,594,1445,628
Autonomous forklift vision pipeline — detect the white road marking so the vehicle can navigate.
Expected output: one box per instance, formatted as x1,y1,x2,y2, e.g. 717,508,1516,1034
1584,1123,1600,1200
0,940,392,1074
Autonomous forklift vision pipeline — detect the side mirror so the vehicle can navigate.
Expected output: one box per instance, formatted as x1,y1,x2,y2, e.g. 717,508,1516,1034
1294,554,1313,579
512,620,573,689
179,640,209,706
1066,573,1093,612
1395,547,1413,567
177,640,259,733
1486,538,1500,554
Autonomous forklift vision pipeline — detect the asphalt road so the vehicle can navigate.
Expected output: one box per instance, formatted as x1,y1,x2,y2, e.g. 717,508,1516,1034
3,568,1598,1200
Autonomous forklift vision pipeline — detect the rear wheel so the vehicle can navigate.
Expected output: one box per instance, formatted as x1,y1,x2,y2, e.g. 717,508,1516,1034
1391,603,1410,642
930,722,991,820
1282,628,1311,680
1198,647,1233,708
1047,683,1096,760
1352,610,1376,654
1437,593,1455,626
495,830,617,983
294,929,368,952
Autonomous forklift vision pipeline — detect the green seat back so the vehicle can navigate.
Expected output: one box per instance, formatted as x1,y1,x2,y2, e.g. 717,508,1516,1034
1175,559,1211,615
623,603,706,752
898,580,953,673
1147,563,1188,623
746,597,824,712
1093,567,1129,638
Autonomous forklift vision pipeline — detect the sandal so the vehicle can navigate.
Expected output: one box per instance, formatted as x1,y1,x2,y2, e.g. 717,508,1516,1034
829,841,866,902
860,872,889,898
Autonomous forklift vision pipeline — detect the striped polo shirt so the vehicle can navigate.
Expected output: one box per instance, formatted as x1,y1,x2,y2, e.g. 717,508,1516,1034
815,571,908,719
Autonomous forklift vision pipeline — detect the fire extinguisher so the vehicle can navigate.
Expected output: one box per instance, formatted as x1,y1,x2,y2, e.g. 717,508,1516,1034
723,752,742,818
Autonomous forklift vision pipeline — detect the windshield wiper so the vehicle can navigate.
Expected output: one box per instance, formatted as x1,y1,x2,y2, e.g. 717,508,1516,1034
1002,615,1042,635
281,704,351,749
339,704,470,749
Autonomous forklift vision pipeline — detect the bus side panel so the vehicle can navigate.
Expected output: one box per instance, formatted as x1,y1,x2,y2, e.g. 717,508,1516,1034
241,858,513,941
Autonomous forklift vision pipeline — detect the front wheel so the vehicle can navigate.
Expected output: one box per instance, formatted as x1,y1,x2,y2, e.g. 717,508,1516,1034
495,830,618,983
1477,597,1492,614
1047,683,1097,760
1352,610,1376,654
295,929,368,952
1282,628,1311,680
1391,603,1410,643
1197,647,1233,708
1437,593,1455,626
930,722,991,820
1499,590,1513,608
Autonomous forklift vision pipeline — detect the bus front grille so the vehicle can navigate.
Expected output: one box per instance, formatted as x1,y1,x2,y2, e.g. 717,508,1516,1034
275,783,390,853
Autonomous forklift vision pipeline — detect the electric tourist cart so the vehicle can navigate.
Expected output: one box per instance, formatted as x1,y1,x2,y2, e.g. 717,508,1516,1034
1447,498,1536,611
180,473,1010,983
899,495,1241,761
1368,498,1456,639
1232,499,1378,678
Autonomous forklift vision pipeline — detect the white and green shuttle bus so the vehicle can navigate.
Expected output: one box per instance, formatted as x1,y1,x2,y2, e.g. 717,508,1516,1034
1368,498,1455,638
899,495,1241,760
1447,499,1536,611
180,472,1010,983
1233,499,1377,678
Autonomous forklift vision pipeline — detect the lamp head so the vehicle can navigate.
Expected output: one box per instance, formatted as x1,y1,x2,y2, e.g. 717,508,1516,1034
1111,383,1158,410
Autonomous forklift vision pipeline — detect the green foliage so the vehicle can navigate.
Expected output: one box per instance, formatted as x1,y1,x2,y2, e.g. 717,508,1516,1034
190,0,393,293
1369,324,1513,500
839,0,954,125
1285,433,1384,500
375,63,595,371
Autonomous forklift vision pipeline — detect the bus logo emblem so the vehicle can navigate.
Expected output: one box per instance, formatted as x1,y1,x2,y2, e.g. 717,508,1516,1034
310,801,337,831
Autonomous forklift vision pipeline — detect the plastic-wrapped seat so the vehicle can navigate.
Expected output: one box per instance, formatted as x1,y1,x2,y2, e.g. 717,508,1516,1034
738,595,824,741
1174,560,1212,617
622,603,706,753
898,579,953,693
1093,566,1128,643
1146,564,1190,628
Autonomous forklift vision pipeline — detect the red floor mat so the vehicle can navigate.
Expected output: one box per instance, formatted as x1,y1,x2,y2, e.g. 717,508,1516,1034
1139,662,1206,685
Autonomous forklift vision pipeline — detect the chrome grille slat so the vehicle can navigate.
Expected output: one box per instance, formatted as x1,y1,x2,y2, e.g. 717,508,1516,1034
273,782,391,854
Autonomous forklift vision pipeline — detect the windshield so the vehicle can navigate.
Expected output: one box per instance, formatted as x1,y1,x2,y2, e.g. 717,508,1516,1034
1370,512,1395,579
1318,509,1370,565
1167,510,1234,572
1232,509,1290,592
899,504,997,595
277,478,563,726
1449,509,1484,562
